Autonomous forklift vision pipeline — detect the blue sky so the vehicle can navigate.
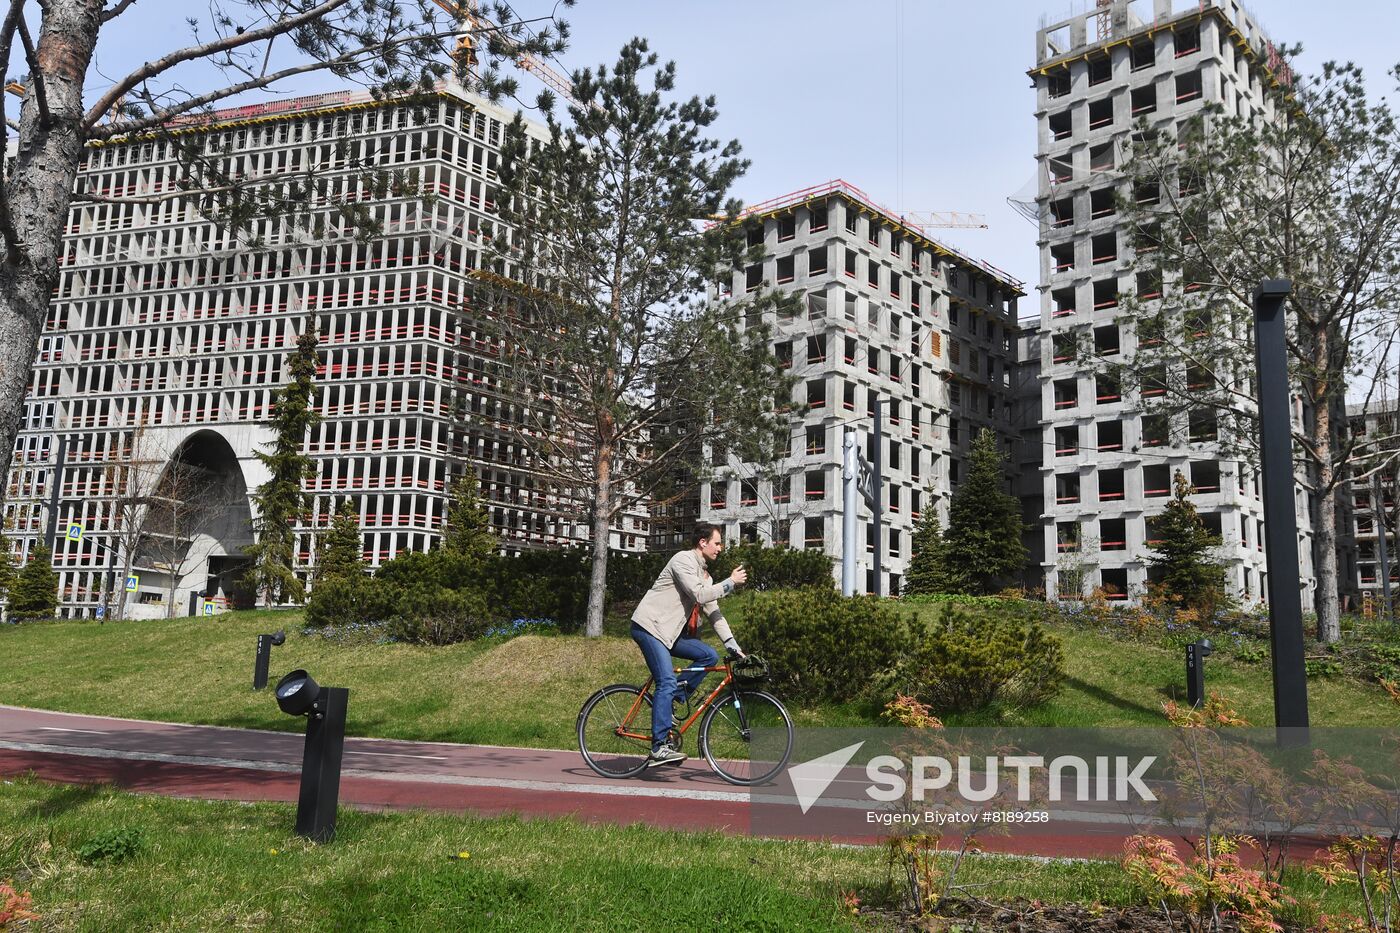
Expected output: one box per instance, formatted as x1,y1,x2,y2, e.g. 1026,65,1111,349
88,0,1399,301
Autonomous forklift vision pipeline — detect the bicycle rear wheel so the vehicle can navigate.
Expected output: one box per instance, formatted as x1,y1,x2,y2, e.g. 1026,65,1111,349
577,684,655,778
699,689,794,786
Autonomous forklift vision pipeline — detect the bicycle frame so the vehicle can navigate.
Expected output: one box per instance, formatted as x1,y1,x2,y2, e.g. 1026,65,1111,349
614,662,734,741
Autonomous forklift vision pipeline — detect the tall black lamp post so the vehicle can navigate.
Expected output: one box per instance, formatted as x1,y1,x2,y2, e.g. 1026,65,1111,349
1253,279,1310,741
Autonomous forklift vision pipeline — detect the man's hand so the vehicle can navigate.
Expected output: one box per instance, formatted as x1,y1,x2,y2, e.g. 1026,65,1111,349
729,564,748,587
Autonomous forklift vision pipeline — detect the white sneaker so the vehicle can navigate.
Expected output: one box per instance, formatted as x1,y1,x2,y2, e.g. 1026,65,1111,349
647,744,687,767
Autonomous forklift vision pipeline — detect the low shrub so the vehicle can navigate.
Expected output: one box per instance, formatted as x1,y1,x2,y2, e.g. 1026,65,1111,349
0,880,37,926
710,543,834,592
306,542,832,646
735,587,910,705
900,607,1065,713
1049,592,1269,642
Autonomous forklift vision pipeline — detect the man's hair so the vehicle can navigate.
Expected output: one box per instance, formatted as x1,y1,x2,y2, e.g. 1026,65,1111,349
691,522,722,547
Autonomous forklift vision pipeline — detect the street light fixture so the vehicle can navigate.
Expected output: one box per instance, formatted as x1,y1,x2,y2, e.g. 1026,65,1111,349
274,668,349,842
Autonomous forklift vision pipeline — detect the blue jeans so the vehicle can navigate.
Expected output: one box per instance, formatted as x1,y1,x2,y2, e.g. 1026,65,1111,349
630,622,719,750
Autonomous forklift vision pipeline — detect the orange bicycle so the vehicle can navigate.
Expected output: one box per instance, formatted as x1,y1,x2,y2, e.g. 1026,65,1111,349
576,653,794,785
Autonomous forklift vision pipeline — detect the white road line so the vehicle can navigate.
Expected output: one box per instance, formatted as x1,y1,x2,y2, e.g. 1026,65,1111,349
36,727,109,735
346,750,449,761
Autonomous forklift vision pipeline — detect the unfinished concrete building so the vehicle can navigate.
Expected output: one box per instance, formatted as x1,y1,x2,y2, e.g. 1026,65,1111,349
1345,403,1400,614
3,85,646,619
1028,0,1314,604
701,180,1026,595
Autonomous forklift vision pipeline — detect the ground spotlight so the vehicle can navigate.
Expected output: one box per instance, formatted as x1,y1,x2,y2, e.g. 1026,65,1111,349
252,629,287,690
274,668,349,843
275,667,321,715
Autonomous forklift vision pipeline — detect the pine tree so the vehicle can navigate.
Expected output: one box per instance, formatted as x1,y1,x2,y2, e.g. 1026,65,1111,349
904,507,960,595
246,328,320,605
315,500,365,583
9,544,58,620
942,429,1028,595
1148,471,1229,613
442,467,496,562
483,39,796,636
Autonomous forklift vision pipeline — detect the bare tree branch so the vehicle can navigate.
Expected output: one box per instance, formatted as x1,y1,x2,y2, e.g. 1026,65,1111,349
88,26,462,141
84,0,355,129
101,0,141,24
15,15,49,127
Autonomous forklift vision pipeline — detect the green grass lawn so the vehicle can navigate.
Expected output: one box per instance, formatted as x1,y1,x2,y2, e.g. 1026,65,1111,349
9,775,1374,932
1,600,1396,748
935,623,1400,729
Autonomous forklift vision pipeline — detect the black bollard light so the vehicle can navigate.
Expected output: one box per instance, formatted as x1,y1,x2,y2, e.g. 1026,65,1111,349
1186,638,1213,708
252,630,287,690
275,668,348,843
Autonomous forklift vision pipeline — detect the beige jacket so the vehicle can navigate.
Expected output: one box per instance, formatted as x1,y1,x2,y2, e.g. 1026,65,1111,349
631,549,740,650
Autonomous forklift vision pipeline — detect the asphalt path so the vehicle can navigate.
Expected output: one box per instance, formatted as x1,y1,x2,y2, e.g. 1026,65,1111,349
0,704,1207,859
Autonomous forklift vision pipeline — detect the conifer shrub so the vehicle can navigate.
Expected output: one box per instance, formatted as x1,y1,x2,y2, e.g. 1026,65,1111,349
605,550,669,603
899,606,1066,713
384,584,493,645
8,543,58,622
735,587,910,704
304,572,394,629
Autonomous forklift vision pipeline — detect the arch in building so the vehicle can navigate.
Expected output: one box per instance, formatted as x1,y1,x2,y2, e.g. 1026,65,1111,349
134,429,256,614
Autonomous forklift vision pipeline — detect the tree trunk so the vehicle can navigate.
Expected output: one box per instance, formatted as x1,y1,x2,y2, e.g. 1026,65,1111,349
0,0,107,512
1312,406,1341,643
0,280,45,499
585,441,613,638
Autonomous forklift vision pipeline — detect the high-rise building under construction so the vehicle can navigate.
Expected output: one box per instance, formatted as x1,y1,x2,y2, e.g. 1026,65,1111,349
1027,0,1315,604
698,180,1027,596
3,85,645,619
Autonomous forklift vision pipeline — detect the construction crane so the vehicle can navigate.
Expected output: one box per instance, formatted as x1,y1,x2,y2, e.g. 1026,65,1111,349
429,0,586,111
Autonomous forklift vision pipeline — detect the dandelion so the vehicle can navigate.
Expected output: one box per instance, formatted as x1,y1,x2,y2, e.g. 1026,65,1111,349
268,848,279,856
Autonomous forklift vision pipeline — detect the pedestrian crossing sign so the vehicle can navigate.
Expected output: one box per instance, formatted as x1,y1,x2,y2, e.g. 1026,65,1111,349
66,523,83,541
125,573,139,592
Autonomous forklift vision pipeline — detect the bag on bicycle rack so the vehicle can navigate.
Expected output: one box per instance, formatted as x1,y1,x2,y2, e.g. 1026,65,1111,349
730,654,771,685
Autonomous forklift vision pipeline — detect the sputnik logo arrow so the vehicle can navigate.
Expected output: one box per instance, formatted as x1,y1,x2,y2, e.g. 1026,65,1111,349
787,741,865,814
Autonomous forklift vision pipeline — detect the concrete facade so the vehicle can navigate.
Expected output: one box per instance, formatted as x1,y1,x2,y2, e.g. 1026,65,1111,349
1029,0,1315,605
3,85,645,619
700,181,1025,595
1345,403,1399,613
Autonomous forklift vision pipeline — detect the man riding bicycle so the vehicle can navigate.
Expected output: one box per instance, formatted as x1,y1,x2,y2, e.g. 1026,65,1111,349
630,522,748,768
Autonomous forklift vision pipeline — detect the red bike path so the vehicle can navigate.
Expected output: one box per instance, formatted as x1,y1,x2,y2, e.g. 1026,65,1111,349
0,704,1178,860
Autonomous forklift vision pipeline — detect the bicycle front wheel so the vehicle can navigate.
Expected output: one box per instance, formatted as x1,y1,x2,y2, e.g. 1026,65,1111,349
699,690,794,786
577,684,654,778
